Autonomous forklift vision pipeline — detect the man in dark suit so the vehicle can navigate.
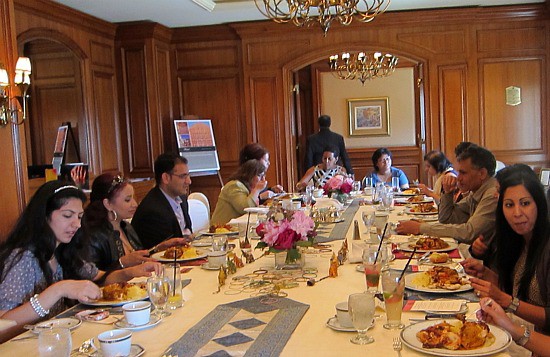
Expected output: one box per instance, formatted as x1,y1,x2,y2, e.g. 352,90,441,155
132,152,193,249
304,115,354,176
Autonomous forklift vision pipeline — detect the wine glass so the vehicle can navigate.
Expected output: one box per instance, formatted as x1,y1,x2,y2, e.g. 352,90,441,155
38,327,72,357
362,211,375,242
147,276,170,318
348,292,375,345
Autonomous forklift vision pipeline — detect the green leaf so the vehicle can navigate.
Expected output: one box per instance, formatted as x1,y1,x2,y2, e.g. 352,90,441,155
286,248,301,263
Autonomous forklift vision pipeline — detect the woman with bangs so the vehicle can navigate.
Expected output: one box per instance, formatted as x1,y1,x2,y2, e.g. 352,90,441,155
83,173,188,271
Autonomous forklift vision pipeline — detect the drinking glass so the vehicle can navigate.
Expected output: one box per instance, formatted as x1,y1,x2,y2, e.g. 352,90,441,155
348,292,375,345
352,181,361,193
362,248,381,292
147,276,170,317
391,177,400,192
212,235,228,251
381,271,405,329
163,263,183,309
361,210,376,242
363,177,373,188
39,327,72,357
380,188,393,212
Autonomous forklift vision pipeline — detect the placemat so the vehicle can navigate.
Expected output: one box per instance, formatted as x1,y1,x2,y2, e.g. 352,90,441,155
163,296,309,357
315,199,361,243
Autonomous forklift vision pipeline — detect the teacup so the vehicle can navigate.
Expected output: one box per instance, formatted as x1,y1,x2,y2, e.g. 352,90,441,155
208,250,227,269
122,301,151,326
92,329,132,357
335,302,353,328
313,189,324,198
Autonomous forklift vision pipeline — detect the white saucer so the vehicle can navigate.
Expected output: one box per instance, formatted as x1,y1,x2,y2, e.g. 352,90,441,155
326,316,374,332
32,317,81,333
114,315,162,331
201,263,223,270
192,239,212,247
90,344,145,357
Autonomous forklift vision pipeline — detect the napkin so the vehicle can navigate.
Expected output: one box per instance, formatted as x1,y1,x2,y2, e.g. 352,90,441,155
313,198,343,210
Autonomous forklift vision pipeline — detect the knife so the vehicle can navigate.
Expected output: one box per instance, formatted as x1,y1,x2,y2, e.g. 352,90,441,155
424,313,461,320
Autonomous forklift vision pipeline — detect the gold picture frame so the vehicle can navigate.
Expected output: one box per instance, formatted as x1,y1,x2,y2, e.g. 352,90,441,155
348,97,390,137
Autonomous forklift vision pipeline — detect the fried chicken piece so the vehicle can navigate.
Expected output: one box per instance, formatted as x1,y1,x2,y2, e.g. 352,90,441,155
461,321,489,349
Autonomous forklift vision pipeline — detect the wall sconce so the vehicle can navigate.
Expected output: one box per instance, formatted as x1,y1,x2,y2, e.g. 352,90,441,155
0,57,32,127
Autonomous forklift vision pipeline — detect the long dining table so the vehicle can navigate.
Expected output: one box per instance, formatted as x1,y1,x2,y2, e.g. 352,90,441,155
1,196,519,356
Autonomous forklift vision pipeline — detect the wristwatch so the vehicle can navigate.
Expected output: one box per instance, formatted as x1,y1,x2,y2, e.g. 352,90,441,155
515,324,531,346
505,296,520,314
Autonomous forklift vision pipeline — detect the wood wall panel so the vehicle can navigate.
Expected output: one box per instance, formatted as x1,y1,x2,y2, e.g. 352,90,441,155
439,66,467,157
91,71,121,173
398,31,466,54
176,46,237,71
155,46,174,153
477,27,546,52
482,58,543,153
90,41,114,68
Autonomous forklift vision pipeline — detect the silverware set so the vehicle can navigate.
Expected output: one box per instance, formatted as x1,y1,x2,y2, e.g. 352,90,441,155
393,337,402,356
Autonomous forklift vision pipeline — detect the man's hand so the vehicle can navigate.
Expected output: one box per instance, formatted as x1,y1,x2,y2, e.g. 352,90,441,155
441,175,458,195
471,235,489,258
396,220,421,235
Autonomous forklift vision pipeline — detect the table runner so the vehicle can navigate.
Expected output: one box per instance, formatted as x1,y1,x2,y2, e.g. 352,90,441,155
315,199,361,243
164,296,309,357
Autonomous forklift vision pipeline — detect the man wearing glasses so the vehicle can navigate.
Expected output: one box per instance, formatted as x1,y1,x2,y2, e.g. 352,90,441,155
133,152,193,249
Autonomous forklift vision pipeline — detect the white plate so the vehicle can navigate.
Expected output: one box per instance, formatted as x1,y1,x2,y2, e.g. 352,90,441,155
404,207,439,215
32,317,81,333
86,284,148,306
191,238,213,247
412,215,439,222
394,191,418,197
152,248,208,262
244,207,270,214
199,230,239,236
400,320,512,356
114,314,162,331
90,344,145,357
201,262,222,270
326,316,373,332
395,198,433,204
398,240,458,253
405,272,473,294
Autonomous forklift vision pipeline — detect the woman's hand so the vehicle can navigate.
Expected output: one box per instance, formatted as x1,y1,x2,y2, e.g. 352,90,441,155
128,261,163,278
271,185,284,193
70,166,87,188
260,190,275,201
120,250,155,267
156,238,189,252
460,258,485,277
57,280,101,303
478,298,518,332
471,235,489,258
469,276,509,306
417,183,433,197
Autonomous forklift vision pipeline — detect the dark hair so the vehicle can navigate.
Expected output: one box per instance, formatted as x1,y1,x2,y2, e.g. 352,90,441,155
372,148,392,172
454,141,475,157
457,145,496,177
154,152,188,184
84,173,129,227
424,150,453,174
495,165,549,300
322,144,339,159
229,159,266,190
318,115,331,128
0,181,88,285
239,143,268,165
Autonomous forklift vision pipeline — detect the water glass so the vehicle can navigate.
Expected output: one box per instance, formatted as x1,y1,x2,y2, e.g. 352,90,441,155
361,210,376,242
352,181,361,193
381,271,405,329
363,177,373,188
391,177,400,192
163,264,183,309
39,328,72,357
212,235,228,251
146,276,170,317
380,189,393,211
348,292,375,345
362,248,381,292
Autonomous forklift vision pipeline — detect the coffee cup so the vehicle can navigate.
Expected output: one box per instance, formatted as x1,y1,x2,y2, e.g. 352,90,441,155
208,250,227,269
313,189,324,198
92,329,132,357
122,301,151,326
335,301,353,328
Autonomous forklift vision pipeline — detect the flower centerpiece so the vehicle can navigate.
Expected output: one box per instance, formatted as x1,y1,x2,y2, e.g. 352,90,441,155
323,175,353,204
255,209,316,269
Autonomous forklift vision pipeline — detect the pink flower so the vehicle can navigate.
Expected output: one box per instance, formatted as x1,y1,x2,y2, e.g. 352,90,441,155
288,210,314,240
262,220,289,246
272,227,298,250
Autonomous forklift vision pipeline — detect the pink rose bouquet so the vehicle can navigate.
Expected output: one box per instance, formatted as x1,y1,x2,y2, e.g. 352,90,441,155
323,175,353,196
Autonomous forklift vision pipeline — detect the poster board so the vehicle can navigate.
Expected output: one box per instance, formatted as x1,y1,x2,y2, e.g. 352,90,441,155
52,124,69,173
174,119,220,173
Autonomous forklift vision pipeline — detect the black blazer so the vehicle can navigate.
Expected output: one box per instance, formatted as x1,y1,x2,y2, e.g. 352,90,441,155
304,127,354,174
132,186,192,249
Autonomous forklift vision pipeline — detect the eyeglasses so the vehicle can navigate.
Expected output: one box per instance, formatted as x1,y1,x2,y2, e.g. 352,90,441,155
107,175,125,194
170,172,190,180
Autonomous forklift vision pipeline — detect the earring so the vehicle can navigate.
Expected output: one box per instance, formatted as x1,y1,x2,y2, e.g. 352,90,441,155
109,210,118,221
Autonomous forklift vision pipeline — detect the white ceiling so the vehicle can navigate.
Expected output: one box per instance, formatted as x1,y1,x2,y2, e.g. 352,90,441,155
51,0,544,28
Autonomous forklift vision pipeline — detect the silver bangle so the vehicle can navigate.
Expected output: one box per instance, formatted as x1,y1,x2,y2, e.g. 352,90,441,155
30,294,49,317
119,258,125,268
515,324,531,346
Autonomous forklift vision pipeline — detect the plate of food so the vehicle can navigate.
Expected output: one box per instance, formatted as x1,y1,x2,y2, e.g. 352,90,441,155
152,246,208,262
398,236,458,253
395,195,433,204
31,317,82,333
395,188,421,197
86,282,148,306
404,203,438,215
200,224,239,236
400,319,511,356
404,267,472,293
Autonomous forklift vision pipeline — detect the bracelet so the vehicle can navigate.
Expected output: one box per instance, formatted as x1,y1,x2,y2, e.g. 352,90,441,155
30,294,49,317
505,296,520,314
514,324,531,346
118,258,125,269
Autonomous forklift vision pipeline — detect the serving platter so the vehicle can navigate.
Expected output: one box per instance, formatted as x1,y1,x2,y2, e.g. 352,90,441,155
404,272,472,294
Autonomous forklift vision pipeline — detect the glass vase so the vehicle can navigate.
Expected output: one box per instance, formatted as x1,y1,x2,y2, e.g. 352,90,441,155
274,249,305,270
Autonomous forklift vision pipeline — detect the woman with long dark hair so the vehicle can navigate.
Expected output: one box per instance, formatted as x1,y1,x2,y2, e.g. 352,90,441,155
239,143,284,200
211,159,267,224
0,181,161,341
83,173,187,270
365,148,409,189
418,150,457,203
463,165,550,333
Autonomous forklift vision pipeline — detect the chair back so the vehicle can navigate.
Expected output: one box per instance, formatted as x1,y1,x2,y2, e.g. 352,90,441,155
189,192,210,215
188,199,210,232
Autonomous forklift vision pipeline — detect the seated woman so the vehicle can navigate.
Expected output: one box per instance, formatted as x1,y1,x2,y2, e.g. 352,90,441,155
0,181,161,342
211,159,267,224
296,145,346,191
239,143,284,201
418,150,457,203
364,148,409,189
83,173,188,271
463,165,550,333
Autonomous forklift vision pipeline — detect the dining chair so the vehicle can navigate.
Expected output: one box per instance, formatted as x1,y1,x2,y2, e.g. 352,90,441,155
188,198,210,232
189,192,210,216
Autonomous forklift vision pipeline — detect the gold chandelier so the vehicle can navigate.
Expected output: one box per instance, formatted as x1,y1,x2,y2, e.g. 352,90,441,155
329,52,398,85
253,0,391,36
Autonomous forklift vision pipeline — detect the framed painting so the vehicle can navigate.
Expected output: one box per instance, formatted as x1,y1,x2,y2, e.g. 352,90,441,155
348,97,390,136
540,168,550,186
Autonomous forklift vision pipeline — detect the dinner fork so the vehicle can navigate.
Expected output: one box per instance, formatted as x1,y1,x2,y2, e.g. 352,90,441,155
393,337,402,357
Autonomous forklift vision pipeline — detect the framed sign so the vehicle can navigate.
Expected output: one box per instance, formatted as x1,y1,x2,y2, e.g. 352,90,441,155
348,97,390,137
540,168,550,186
173,119,220,173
